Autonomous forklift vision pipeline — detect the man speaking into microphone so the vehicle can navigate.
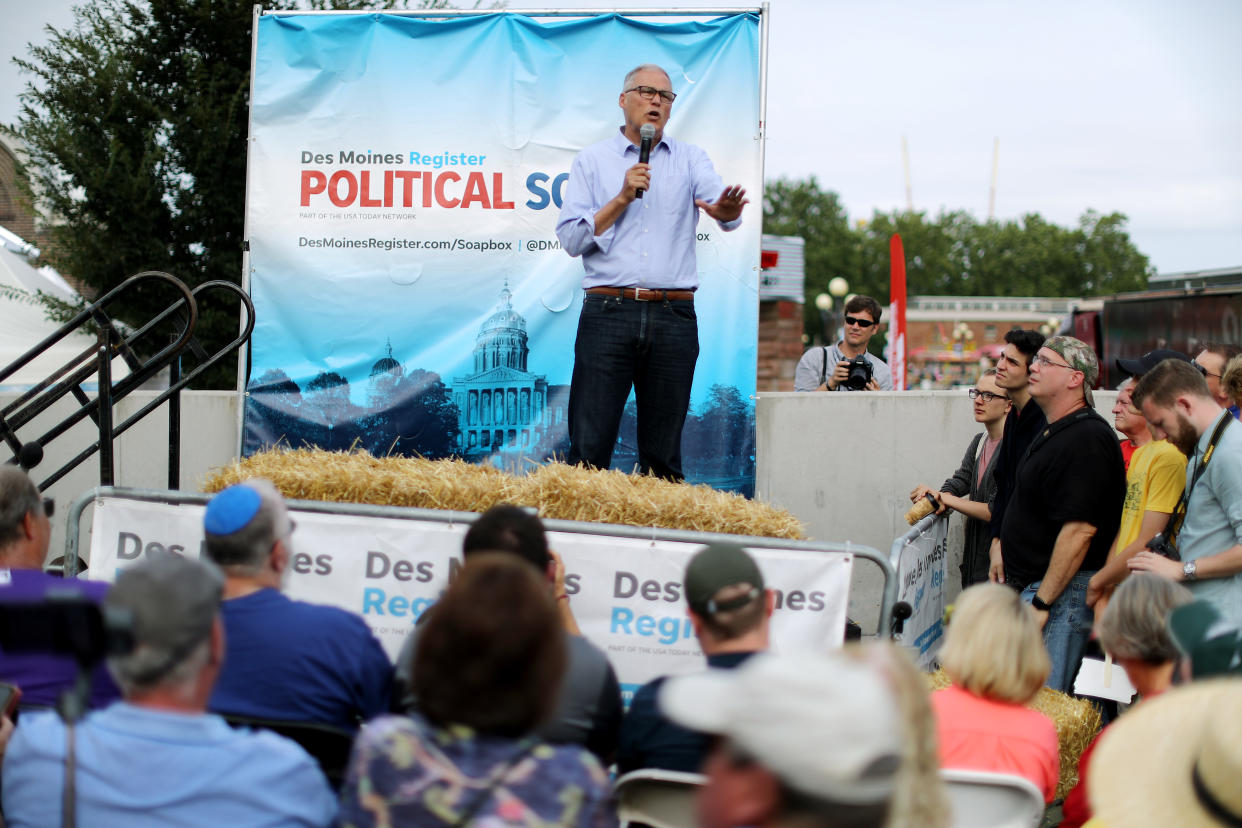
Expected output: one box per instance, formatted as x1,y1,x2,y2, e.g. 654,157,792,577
556,63,749,482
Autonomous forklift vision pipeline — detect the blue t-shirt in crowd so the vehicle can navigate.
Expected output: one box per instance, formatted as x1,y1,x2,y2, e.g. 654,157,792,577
209,588,392,730
1,703,336,827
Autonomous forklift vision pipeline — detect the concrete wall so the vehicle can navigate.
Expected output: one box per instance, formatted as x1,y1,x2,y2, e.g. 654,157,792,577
1,390,242,565
755,389,1120,632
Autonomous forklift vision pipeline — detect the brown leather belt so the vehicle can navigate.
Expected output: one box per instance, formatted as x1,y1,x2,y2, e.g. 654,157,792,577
586,287,695,302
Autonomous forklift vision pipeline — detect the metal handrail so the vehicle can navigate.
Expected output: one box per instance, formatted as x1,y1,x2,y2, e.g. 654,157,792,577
37,282,256,491
0,272,195,422
1,271,252,491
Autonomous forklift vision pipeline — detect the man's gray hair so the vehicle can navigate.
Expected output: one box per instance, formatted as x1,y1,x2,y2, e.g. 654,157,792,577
0,466,42,551
1097,573,1194,664
203,479,291,574
622,63,671,92
111,639,212,697
105,553,224,696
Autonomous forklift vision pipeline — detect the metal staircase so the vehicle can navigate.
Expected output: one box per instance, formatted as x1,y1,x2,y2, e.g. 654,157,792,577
0,271,253,490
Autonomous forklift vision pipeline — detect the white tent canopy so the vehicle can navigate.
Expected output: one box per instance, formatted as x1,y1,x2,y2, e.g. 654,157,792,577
0,229,129,389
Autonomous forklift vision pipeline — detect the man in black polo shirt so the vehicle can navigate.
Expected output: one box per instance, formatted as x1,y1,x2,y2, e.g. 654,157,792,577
987,328,1047,583
998,336,1125,692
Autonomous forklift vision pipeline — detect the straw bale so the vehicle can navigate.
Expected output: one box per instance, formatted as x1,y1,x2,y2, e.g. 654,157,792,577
925,668,1102,800
203,448,804,539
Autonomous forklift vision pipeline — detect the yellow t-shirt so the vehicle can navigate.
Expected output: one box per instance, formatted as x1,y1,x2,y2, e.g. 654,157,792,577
1113,439,1187,554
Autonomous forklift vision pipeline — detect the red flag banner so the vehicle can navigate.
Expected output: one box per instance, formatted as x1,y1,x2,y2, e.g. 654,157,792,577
889,234,908,390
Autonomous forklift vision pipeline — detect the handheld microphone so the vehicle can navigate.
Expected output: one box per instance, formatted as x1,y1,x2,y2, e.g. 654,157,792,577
636,123,654,199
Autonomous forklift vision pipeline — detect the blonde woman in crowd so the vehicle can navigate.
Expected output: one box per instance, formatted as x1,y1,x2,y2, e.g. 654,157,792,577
931,583,1059,802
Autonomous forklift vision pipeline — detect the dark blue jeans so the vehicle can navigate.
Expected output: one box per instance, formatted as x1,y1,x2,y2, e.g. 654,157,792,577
1021,572,1095,693
567,293,698,481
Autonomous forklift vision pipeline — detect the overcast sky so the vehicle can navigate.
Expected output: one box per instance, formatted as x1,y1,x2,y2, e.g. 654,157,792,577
3,0,1239,274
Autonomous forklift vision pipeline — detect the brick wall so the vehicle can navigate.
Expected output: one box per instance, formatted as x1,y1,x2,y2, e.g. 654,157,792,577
0,141,37,243
757,299,803,391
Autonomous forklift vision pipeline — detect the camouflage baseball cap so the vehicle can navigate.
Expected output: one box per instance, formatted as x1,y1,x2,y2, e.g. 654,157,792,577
1044,335,1099,406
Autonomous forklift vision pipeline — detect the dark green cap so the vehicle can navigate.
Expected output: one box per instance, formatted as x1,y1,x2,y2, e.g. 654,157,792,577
684,542,764,615
1168,600,1242,678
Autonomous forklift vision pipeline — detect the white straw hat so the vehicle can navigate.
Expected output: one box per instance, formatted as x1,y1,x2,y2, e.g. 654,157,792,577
1089,679,1242,828
659,652,904,805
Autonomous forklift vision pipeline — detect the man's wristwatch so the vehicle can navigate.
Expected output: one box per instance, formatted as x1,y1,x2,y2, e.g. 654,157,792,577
1031,595,1053,612
1182,560,1198,582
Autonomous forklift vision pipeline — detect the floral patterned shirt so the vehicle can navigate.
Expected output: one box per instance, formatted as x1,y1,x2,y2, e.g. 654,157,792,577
337,715,617,828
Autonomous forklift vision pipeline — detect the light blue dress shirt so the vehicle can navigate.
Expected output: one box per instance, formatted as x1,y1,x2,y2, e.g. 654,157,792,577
555,128,741,291
1179,410,1242,624
2,704,337,827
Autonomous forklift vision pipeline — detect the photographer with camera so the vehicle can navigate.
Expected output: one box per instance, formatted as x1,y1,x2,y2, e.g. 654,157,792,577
794,295,893,392
1128,359,1242,626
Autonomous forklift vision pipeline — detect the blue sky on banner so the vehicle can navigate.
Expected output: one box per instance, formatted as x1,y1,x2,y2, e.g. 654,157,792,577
246,12,760,406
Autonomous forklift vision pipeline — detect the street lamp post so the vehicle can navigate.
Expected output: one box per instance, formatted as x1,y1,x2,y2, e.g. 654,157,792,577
814,293,833,345
827,277,850,345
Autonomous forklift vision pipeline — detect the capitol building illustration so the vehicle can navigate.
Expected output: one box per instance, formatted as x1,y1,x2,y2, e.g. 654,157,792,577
449,283,569,460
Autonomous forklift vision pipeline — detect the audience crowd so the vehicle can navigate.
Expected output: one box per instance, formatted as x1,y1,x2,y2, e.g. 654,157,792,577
1,335,1240,827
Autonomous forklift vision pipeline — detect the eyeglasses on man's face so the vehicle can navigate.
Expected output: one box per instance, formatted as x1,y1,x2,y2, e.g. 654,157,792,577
1031,353,1077,371
625,85,677,103
843,315,876,329
968,389,1008,403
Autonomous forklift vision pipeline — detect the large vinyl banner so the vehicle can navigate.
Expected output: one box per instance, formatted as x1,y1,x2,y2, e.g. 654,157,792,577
244,12,763,494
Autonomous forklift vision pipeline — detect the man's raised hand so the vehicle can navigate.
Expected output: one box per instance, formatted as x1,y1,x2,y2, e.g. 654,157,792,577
696,185,749,222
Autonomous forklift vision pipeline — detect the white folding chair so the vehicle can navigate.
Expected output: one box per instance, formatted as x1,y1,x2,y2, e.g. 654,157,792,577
614,769,707,828
940,768,1046,828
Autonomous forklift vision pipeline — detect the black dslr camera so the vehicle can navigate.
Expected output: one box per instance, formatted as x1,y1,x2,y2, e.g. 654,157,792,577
1145,532,1180,561
842,355,874,390
0,590,133,670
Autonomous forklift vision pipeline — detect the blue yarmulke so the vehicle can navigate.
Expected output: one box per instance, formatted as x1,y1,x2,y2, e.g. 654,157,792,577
204,485,262,535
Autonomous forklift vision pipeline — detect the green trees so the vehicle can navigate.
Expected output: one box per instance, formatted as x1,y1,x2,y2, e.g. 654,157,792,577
10,0,261,386
764,177,1154,343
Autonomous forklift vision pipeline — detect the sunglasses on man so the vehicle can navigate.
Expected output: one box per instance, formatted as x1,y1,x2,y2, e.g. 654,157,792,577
843,315,875,328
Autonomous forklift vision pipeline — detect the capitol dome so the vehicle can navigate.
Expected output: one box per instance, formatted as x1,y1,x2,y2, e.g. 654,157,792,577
370,340,403,379
474,283,529,373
